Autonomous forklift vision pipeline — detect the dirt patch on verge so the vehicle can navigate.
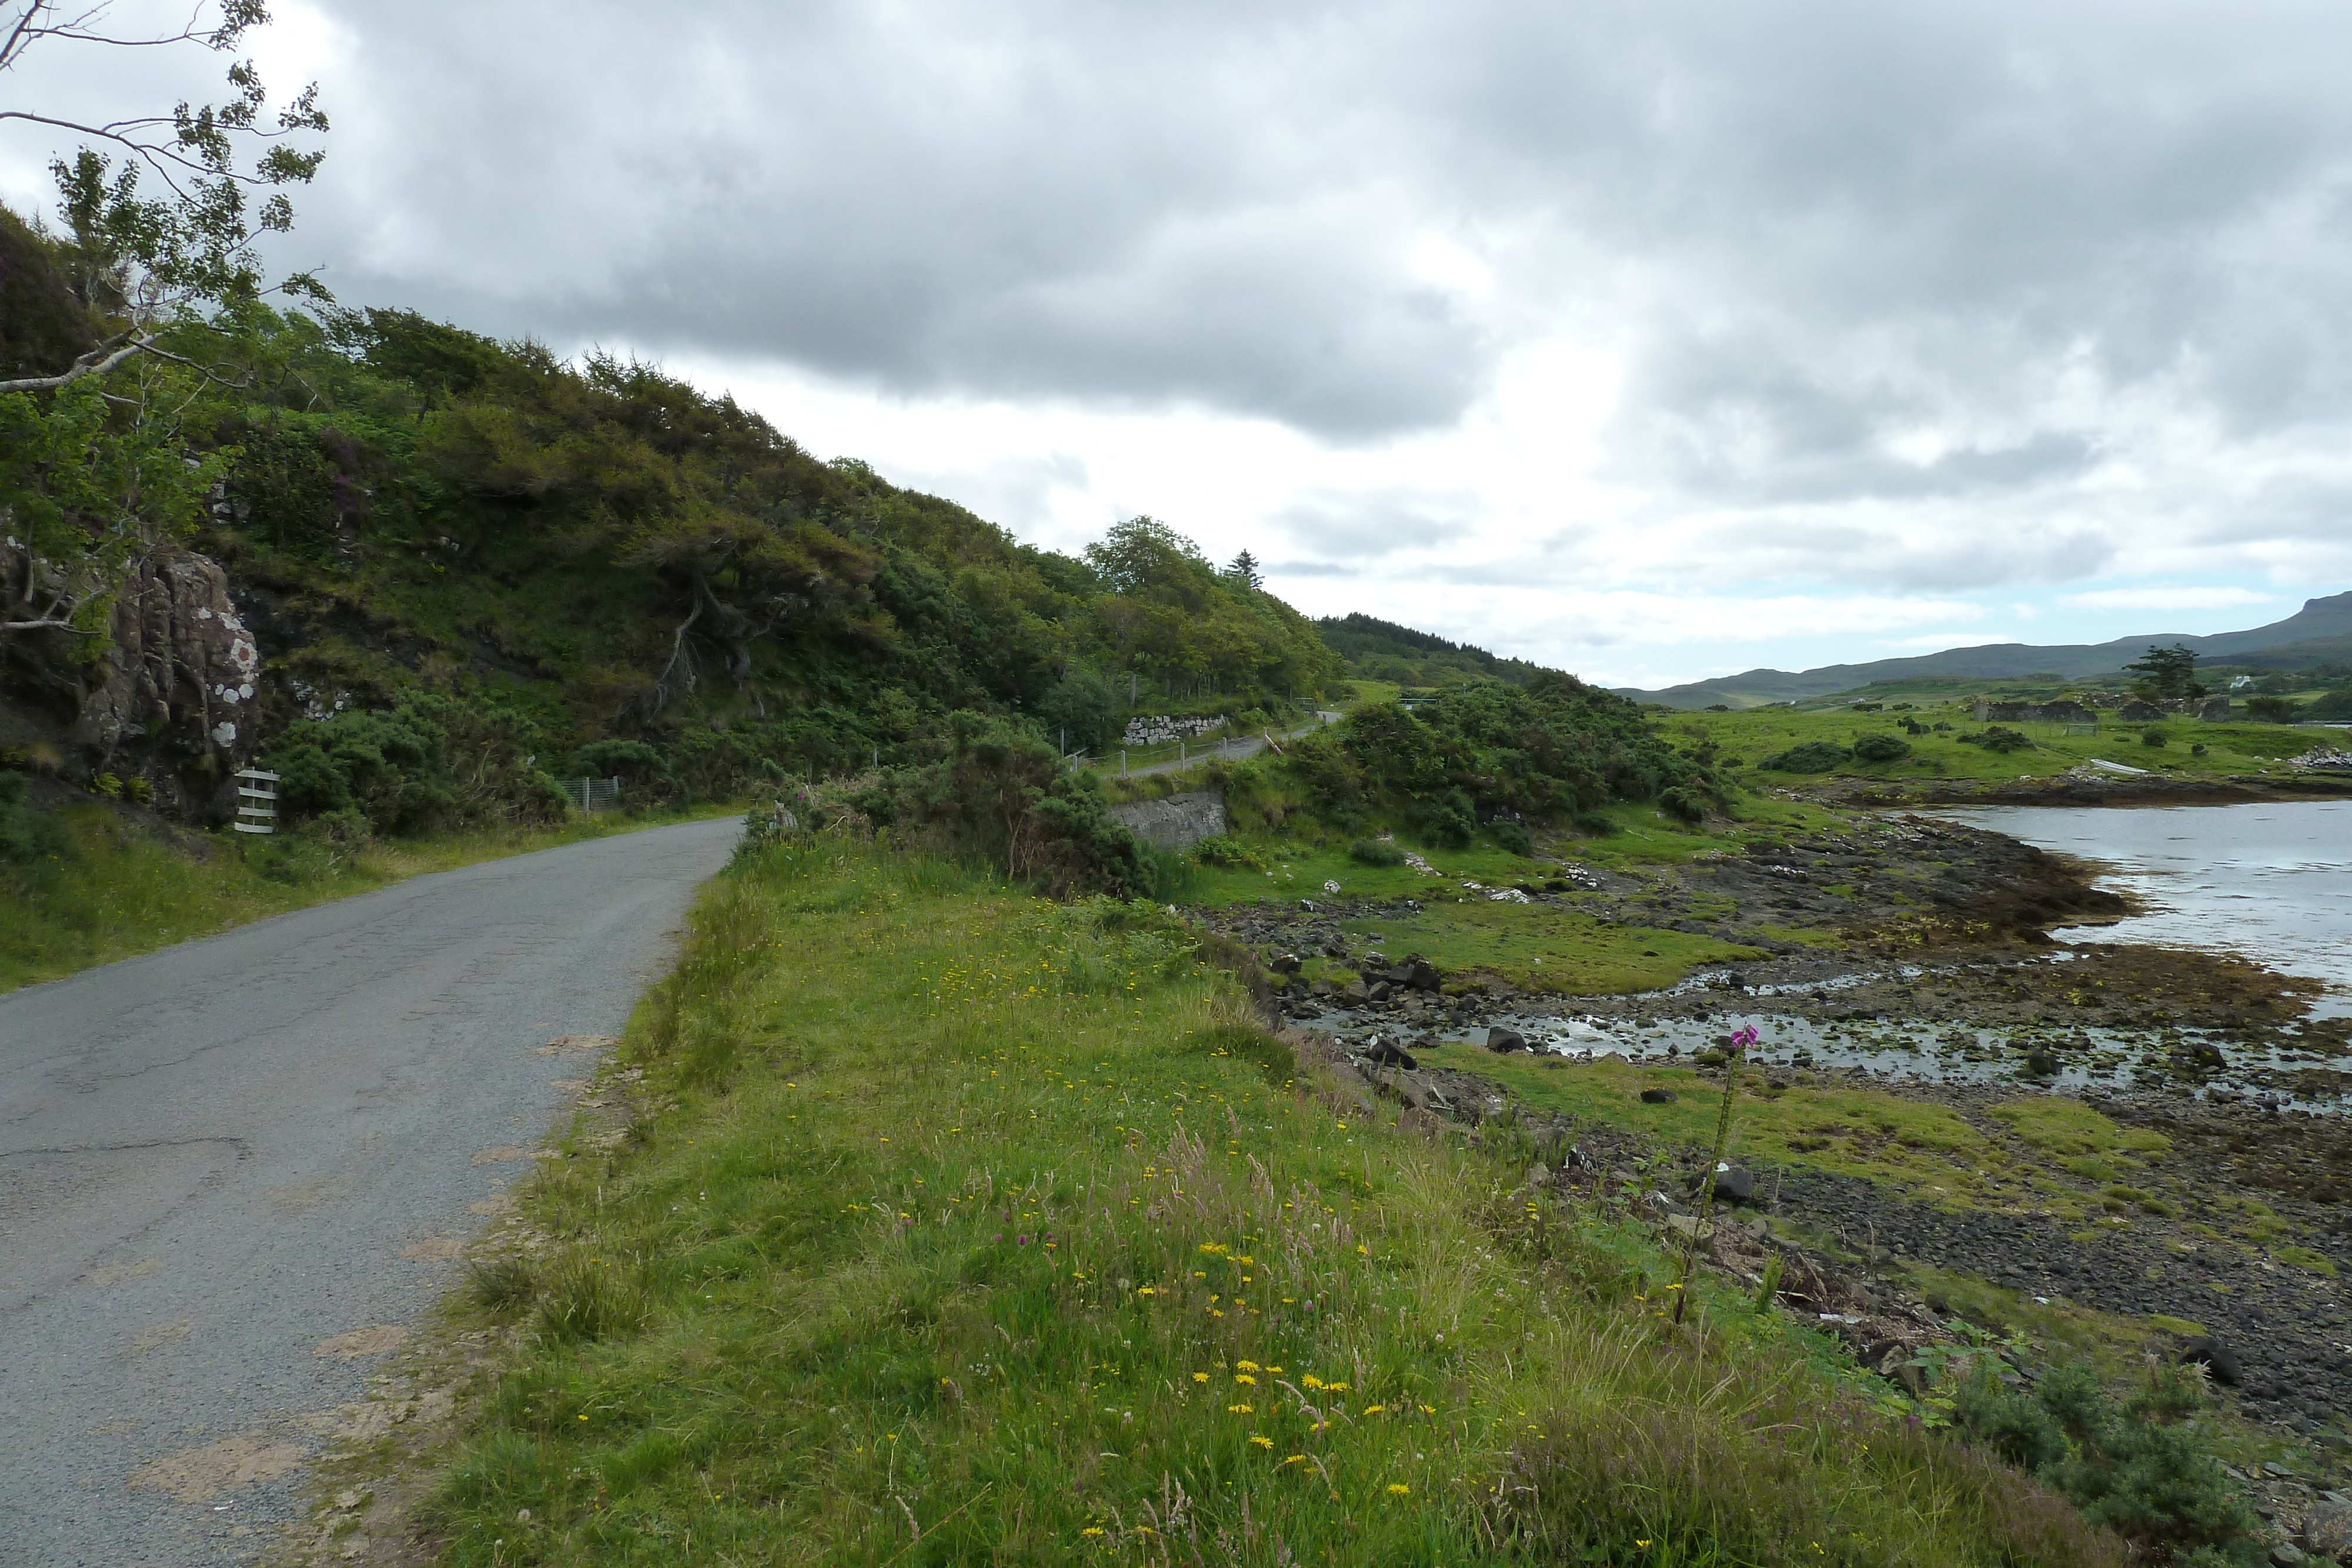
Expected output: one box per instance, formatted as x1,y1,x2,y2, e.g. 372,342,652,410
130,1432,306,1503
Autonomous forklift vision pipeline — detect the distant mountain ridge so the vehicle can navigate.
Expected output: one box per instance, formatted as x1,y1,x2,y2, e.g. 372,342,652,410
1613,591,2352,709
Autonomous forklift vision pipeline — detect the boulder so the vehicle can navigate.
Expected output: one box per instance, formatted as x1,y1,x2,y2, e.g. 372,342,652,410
2117,700,2166,722
1406,958,1441,991
2197,696,2233,722
2300,1500,2352,1561
1268,952,1303,974
2179,1336,2243,1388
1707,1164,1756,1205
2022,1048,2060,1076
1485,1025,1528,1054
1366,1037,1418,1070
1640,1086,1678,1105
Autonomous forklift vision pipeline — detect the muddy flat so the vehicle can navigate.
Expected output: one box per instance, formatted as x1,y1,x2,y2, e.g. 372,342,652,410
0,817,739,1567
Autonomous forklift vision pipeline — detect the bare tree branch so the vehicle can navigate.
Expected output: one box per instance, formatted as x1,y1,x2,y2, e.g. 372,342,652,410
0,332,148,393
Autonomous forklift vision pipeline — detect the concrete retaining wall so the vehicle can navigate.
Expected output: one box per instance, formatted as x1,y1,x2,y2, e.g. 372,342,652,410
1107,791,1227,851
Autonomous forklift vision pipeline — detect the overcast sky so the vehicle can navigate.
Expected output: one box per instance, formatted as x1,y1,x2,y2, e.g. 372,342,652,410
8,0,2350,687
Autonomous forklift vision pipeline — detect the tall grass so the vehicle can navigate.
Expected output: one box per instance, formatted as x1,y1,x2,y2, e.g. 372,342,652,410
0,801,734,992
427,837,2123,1566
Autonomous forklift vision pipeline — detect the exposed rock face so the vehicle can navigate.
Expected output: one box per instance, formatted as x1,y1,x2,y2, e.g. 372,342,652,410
66,547,262,813
1107,790,1227,851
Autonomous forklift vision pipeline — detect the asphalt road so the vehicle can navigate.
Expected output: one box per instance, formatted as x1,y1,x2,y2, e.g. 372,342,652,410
0,816,742,1567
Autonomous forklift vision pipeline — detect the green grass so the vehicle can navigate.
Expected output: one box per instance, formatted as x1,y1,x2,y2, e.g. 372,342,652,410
0,801,739,992
1665,705,2334,785
1982,1100,2170,1163
427,840,2122,1566
1418,1049,2007,1207
1328,902,1758,995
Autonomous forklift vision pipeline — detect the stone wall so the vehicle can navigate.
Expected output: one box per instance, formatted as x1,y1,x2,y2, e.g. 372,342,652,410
1107,790,1227,851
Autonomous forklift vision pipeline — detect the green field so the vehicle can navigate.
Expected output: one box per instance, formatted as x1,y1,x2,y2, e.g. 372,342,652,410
1664,703,2328,784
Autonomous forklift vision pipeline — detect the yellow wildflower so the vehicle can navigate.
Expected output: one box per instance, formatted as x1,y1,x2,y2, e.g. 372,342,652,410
1228,1403,1253,1414
1387,1483,1411,1496
1364,1405,1386,1415
1192,1372,1210,1384
1301,1374,1325,1389
1137,1286,1157,1296
1250,1435,1274,1449
1235,1360,1260,1372
1234,1374,1256,1385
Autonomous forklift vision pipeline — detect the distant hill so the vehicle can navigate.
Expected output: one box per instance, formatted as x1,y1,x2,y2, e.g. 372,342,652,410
1614,591,2352,709
1315,613,1561,687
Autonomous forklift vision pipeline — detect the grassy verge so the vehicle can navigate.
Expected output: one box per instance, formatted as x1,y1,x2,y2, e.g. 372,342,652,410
0,801,739,992
428,838,2121,1566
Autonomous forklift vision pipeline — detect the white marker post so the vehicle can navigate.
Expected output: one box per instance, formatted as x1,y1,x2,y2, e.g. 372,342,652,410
232,768,279,834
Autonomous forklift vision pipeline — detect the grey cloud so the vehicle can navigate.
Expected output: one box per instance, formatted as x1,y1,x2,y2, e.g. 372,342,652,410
1274,493,1475,559
194,0,2352,571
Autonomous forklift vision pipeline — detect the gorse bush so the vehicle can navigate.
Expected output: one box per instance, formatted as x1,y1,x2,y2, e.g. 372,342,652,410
1267,675,1717,841
1758,740,1850,774
838,711,1154,895
266,692,566,837
1347,837,1406,867
1955,1360,2258,1564
0,772,71,871
1188,834,1264,871
1851,732,1912,764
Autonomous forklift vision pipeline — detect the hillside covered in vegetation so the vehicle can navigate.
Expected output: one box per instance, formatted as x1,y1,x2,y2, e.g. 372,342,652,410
1,193,1340,837
1316,611,1562,689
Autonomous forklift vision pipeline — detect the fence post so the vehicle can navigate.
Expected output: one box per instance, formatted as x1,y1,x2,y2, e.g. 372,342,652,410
232,768,279,834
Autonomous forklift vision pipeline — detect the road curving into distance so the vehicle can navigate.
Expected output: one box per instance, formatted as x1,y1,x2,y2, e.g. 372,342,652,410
0,815,742,1567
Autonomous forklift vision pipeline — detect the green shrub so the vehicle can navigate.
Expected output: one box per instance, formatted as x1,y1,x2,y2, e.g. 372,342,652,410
1407,787,1476,848
0,772,71,870
265,692,566,837
1189,834,1263,870
1488,818,1534,854
841,712,1152,895
1757,740,1849,773
1348,837,1405,867
1955,1361,2257,1564
2244,696,2299,723
1851,732,1912,763
2142,728,2169,748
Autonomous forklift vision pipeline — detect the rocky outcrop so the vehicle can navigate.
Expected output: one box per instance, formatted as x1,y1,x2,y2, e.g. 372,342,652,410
1108,790,1227,850
66,547,262,813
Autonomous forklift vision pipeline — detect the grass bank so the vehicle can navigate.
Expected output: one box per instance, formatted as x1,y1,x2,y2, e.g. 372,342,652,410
0,801,739,992
429,838,2120,1566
